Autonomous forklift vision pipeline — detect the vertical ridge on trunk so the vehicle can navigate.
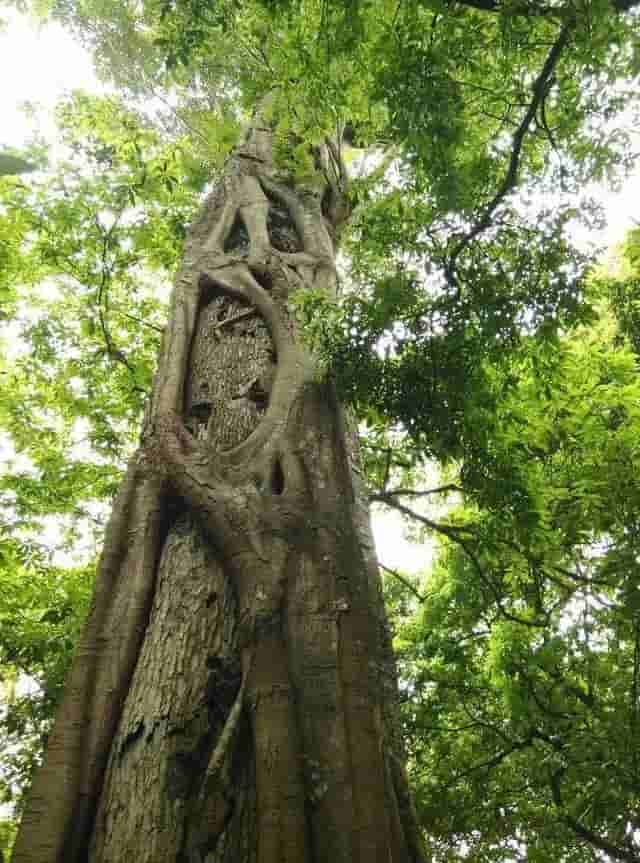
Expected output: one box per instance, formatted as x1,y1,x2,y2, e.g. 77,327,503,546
12,111,427,863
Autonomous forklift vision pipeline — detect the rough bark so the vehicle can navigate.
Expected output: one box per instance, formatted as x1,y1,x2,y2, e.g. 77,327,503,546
12,109,426,863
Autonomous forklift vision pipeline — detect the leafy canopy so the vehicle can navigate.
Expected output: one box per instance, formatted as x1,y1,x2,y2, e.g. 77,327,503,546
1,0,640,859
389,269,640,862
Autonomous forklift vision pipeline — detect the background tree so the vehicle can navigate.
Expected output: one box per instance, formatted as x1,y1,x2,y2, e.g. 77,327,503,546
387,267,640,861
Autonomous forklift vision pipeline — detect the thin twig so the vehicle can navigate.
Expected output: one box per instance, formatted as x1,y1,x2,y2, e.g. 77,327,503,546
377,495,549,627
150,88,211,147
370,484,463,501
447,19,573,276
380,562,429,602
447,0,559,15
94,213,146,394
111,308,165,334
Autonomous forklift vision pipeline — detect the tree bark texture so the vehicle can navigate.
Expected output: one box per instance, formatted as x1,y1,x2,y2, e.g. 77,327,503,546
12,115,426,863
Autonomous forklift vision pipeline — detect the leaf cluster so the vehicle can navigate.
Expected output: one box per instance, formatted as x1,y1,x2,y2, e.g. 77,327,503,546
386,276,640,861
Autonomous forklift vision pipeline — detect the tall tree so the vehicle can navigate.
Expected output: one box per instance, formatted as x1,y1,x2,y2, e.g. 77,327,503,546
11,103,425,862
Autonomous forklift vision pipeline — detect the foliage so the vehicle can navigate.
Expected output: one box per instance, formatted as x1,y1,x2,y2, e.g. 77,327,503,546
0,152,35,177
606,227,640,354
0,535,92,809
386,285,640,862
296,199,595,461
0,0,639,860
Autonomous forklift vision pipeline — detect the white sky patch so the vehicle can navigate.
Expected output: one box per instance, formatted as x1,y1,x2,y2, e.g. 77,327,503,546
372,505,439,575
595,171,640,246
0,431,37,476
0,8,103,150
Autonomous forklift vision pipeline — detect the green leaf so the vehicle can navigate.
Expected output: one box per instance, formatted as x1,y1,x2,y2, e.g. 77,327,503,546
0,152,36,176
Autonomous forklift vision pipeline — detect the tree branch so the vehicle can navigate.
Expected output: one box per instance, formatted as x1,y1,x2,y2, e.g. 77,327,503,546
149,87,212,148
111,307,165,334
379,562,428,602
370,484,463,501
94,214,146,394
381,447,393,491
450,734,536,784
376,494,549,627
448,18,573,272
372,492,472,538
448,0,556,14
450,0,639,15
550,770,640,863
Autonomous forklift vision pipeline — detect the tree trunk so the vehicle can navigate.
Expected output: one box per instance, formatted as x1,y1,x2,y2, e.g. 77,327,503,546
12,112,426,863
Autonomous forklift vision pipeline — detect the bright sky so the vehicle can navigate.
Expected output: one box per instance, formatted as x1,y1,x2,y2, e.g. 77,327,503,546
1,9,639,577
0,10,104,147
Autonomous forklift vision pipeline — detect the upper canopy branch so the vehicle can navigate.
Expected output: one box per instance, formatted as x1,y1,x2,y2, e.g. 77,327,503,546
322,136,351,232
550,769,640,863
376,494,550,628
451,0,555,13
369,484,463,501
449,0,639,15
447,16,573,275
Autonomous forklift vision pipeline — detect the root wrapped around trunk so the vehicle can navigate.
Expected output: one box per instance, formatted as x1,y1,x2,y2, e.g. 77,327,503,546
12,112,426,863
